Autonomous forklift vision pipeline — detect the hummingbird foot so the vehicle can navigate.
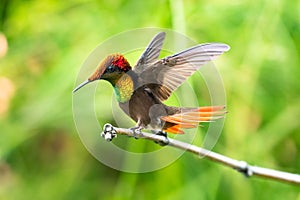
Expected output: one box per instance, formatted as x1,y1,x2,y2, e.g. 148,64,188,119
129,126,143,139
101,123,117,142
153,130,169,146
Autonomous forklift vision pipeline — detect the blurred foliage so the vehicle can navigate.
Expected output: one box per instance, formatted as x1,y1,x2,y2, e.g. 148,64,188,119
0,0,300,199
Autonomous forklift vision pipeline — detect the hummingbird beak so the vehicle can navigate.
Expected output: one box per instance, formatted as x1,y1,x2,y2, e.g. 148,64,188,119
73,80,91,93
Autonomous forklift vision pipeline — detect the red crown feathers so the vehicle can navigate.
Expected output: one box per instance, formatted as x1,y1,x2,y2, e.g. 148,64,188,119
112,54,131,72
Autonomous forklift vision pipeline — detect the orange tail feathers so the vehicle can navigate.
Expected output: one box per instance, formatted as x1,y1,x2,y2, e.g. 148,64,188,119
161,105,226,134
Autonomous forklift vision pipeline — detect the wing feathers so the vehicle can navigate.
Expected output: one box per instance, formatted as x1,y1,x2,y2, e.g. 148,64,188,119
135,32,166,68
141,43,229,101
134,33,230,102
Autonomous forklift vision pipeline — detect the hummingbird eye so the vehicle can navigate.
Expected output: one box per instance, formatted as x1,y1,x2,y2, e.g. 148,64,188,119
107,65,115,72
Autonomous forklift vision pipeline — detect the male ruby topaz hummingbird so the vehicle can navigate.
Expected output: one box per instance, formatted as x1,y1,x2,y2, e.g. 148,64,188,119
73,32,230,136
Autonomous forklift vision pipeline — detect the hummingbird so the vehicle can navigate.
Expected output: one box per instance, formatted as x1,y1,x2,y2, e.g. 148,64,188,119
73,32,230,136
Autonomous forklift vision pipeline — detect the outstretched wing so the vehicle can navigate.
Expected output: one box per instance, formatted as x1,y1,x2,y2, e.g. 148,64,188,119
137,43,230,101
134,32,166,73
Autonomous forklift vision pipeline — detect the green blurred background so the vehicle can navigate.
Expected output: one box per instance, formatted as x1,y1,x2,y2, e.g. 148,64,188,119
0,0,299,199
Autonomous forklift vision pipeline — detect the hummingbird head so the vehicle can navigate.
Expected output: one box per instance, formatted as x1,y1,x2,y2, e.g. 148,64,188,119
73,54,131,93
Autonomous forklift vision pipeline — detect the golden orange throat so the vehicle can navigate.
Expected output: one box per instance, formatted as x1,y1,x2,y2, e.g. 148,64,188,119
114,73,134,103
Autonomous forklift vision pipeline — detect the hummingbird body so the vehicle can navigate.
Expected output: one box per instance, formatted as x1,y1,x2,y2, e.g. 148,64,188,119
73,32,230,134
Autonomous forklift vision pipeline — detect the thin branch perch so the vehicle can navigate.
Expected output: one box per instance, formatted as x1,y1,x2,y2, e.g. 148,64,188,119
101,123,300,185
